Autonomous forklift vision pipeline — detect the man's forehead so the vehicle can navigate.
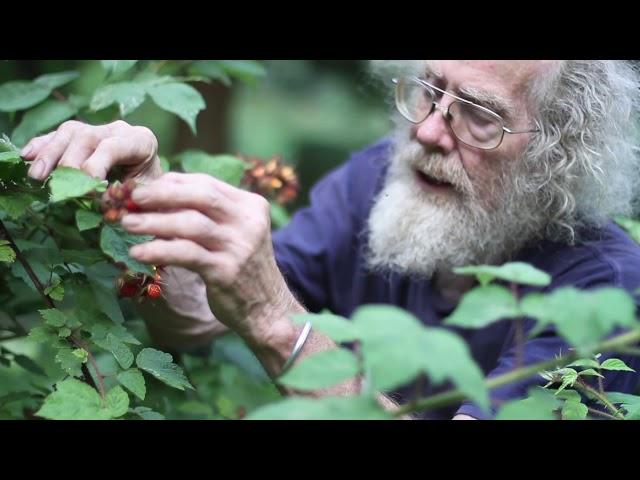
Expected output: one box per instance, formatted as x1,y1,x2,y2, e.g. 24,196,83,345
426,60,557,96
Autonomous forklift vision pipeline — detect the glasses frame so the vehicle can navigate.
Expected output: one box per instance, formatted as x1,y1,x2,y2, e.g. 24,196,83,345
392,76,540,151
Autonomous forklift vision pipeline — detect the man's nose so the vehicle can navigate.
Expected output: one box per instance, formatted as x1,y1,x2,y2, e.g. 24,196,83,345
412,101,456,154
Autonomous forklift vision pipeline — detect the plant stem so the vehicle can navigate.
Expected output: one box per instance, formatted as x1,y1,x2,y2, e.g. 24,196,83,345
0,219,99,391
587,407,619,420
394,329,640,417
72,336,106,400
574,379,625,419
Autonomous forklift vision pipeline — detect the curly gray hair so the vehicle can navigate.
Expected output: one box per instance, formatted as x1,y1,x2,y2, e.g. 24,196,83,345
370,60,640,244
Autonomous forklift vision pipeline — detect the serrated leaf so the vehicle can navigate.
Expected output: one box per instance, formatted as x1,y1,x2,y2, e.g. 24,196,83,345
454,262,551,287
101,60,138,77
99,224,154,276
0,240,16,263
0,81,51,112
95,333,133,369
247,395,391,420
12,100,77,147
136,348,193,391
444,284,519,328
600,358,635,372
44,280,65,301
40,308,66,327
0,151,20,164
74,209,103,233
116,368,146,400
90,323,140,345
177,150,247,187
28,326,58,344
521,287,638,351
562,401,588,420
557,369,578,393
567,358,600,369
496,387,561,420
0,195,39,221
105,385,129,418
90,82,146,117
55,348,87,377
58,327,71,338
278,348,360,391
147,83,205,134
353,305,488,411
130,406,164,420
48,167,106,203
291,312,359,343
34,71,79,90
36,379,126,420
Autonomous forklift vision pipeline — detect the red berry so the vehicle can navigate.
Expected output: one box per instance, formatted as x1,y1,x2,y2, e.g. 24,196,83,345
118,282,139,298
146,283,162,299
104,208,121,223
125,198,140,212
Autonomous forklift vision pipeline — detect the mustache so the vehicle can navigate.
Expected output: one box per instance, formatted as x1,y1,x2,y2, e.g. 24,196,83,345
406,150,475,197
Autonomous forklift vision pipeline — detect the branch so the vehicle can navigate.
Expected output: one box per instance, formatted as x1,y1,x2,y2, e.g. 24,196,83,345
394,329,640,417
574,379,625,420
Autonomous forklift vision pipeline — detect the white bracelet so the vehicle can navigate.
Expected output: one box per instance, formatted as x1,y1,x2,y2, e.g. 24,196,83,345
281,321,313,373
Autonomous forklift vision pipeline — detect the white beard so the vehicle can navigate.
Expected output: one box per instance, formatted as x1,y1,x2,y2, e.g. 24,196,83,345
365,131,543,279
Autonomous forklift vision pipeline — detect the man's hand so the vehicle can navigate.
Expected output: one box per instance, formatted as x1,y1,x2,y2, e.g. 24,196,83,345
121,172,303,347
21,120,163,182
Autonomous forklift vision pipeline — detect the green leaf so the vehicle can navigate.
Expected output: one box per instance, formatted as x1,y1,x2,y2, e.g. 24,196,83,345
34,71,79,90
90,82,146,117
0,151,20,164
101,60,138,77
247,395,392,420
578,368,604,378
90,323,140,346
12,99,78,147
0,81,51,112
147,82,205,134
130,406,164,420
557,368,578,393
136,348,193,391
54,348,87,377
521,287,638,351
615,217,640,244
562,401,588,420
76,209,103,232
28,326,58,344
12,354,46,376
454,262,551,287
353,305,488,411
606,392,640,406
40,308,66,327
188,61,231,86
117,368,146,400
95,333,134,369
496,387,561,420
44,280,65,301
279,348,360,391
105,385,129,418
61,249,104,266
624,403,640,420
291,312,359,343
600,358,635,372
99,224,155,276
37,379,127,420
0,240,16,263
58,327,71,338
49,166,106,203
444,284,519,328
218,60,267,84
177,150,247,187
567,358,600,369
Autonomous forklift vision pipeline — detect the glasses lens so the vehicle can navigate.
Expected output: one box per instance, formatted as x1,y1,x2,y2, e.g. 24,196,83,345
395,78,435,123
448,102,504,149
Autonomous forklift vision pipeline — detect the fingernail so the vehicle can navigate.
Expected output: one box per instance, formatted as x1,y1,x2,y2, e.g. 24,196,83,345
28,160,45,180
121,215,141,228
21,144,33,157
131,188,146,202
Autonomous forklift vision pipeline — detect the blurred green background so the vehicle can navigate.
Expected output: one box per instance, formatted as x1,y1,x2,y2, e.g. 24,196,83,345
0,60,392,207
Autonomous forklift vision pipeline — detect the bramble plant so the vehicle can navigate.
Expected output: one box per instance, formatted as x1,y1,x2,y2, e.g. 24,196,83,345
2,60,640,420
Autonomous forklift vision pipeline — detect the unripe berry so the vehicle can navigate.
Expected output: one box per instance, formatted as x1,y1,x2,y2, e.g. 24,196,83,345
104,208,121,223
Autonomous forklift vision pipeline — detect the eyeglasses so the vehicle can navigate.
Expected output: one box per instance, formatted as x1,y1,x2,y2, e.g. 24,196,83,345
392,76,539,150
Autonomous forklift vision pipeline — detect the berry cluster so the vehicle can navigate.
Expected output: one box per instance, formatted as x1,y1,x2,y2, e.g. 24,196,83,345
116,267,164,301
101,179,140,223
241,155,299,205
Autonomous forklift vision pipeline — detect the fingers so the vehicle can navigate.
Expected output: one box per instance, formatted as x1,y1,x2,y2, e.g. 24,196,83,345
121,210,230,250
23,120,158,181
129,238,216,277
131,177,234,221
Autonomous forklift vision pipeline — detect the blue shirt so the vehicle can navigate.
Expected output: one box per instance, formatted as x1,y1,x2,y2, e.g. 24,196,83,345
273,138,640,419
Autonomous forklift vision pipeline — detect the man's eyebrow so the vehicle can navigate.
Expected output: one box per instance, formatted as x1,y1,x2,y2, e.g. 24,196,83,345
457,86,515,119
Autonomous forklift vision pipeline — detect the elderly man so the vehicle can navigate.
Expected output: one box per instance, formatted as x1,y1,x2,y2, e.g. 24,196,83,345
21,60,640,419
